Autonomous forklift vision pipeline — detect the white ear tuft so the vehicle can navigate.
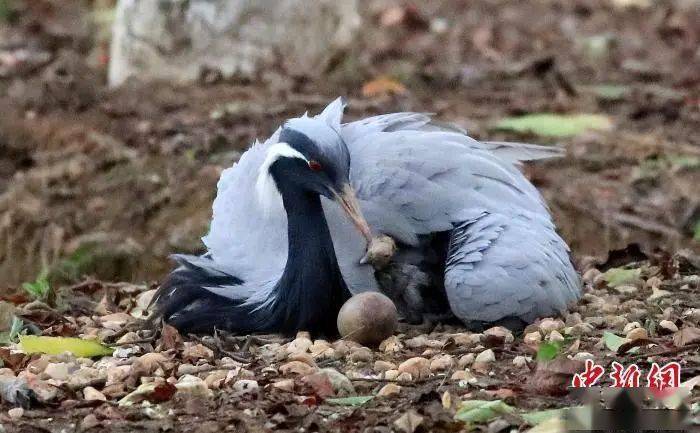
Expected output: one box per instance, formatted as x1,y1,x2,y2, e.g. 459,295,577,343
255,142,308,216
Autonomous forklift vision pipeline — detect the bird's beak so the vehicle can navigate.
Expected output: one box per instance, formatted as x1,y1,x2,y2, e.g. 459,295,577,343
334,184,373,244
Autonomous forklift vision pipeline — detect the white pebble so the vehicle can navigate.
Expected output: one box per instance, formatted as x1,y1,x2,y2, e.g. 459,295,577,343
659,320,678,333
474,349,495,365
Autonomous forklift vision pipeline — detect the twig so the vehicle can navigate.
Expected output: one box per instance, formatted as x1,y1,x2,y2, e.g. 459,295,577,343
612,212,683,239
349,375,448,387
189,334,251,363
627,342,700,361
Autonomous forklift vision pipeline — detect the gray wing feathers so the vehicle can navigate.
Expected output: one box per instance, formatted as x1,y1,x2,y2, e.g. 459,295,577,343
480,141,565,164
444,212,580,323
340,111,580,323
343,128,551,244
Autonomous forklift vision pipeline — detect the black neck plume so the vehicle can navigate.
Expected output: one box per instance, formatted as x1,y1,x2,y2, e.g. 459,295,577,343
253,166,350,335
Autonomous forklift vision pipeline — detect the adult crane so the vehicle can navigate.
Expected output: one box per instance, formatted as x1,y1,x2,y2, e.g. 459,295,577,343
150,98,580,335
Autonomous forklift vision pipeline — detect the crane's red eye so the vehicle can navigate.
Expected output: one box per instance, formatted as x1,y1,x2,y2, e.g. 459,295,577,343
308,160,322,171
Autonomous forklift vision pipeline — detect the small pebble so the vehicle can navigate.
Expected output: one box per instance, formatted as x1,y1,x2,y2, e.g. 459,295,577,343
626,327,648,340
582,268,602,285
648,288,671,302
272,379,295,392
182,343,214,362
396,372,413,381
374,360,396,373
379,335,404,353
288,352,316,366
451,370,477,384
614,285,638,295
457,353,475,368
81,414,100,430
539,318,565,333
565,312,583,326
176,374,213,397
523,331,542,347
398,357,430,379
232,379,259,394
548,330,565,342
287,337,313,354
429,355,454,372
279,361,316,376
608,316,628,330
512,355,530,368
572,352,595,361
203,370,228,389
474,349,495,365
452,333,482,346
384,369,400,380
348,347,373,363
483,326,514,344
659,320,679,333
570,323,595,335
44,363,70,381
83,386,106,401
8,407,24,420
377,383,401,397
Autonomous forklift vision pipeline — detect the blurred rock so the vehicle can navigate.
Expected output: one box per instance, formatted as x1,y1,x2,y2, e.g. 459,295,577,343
109,0,361,87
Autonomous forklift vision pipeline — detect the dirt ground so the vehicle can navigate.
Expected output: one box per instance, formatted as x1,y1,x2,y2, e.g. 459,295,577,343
1,0,699,432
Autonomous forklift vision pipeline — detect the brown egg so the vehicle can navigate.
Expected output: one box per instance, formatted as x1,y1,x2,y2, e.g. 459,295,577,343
337,292,398,346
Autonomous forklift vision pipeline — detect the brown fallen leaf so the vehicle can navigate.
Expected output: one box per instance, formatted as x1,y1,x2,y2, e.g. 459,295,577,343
160,323,183,350
617,338,652,355
361,76,407,99
0,348,28,373
672,327,700,347
393,410,424,433
149,382,177,403
303,372,335,398
527,358,584,396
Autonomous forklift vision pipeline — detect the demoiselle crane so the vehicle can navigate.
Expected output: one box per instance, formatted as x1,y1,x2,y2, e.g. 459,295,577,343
150,98,581,335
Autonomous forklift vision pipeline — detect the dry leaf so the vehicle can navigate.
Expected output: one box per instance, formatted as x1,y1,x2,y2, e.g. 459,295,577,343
394,410,424,433
361,77,407,98
160,323,183,350
672,327,700,347
527,358,583,396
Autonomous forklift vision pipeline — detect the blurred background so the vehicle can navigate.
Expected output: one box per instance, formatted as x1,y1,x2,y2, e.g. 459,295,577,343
1,0,698,288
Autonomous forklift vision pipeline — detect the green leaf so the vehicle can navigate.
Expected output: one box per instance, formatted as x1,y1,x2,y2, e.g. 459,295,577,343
19,335,113,358
693,221,700,242
21,269,51,300
536,341,563,361
521,406,586,425
600,267,641,287
0,317,23,345
326,395,374,406
586,84,629,101
494,114,612,138
602,331,628,352
524,416,566,433
455,399,515,423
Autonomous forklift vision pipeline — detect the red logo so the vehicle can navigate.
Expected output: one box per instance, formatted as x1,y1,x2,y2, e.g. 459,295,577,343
610,362,641,387
572,359,605,387
646,362,680,398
